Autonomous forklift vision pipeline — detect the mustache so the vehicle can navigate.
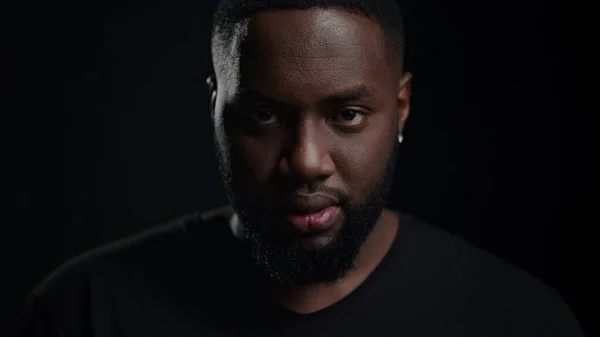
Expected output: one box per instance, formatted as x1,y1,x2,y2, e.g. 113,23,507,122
281,184,348,204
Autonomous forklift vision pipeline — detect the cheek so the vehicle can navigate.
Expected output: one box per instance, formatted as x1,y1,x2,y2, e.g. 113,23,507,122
336,128,395,201
229,133,282,189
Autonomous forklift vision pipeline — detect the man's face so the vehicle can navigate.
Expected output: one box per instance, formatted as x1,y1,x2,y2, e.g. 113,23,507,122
212,9,410,285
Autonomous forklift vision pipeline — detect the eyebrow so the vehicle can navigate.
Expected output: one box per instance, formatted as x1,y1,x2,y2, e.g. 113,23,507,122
321,85,377,105
234,84,377,108
235,88,288,107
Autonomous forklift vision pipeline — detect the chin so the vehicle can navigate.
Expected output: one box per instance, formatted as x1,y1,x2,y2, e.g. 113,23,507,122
291,229,341,250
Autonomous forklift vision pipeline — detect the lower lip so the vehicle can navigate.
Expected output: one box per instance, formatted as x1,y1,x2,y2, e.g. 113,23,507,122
286,206,342,233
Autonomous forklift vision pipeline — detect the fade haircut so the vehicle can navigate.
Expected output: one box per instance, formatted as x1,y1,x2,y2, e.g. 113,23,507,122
210,0,406,80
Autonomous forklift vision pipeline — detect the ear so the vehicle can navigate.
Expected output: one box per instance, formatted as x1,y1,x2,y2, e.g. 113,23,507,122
397,72,412,135
206,75,217,121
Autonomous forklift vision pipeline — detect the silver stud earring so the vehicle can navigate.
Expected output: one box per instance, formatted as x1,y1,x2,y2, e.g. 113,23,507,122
398,134,404,143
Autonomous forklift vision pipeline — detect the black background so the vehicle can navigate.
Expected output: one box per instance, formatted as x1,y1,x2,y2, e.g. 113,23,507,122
4,0,589,335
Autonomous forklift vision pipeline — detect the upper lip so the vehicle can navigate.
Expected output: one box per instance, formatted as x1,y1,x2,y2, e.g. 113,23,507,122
282,193,339,214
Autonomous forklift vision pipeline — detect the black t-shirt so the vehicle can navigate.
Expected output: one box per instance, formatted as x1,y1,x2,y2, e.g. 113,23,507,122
16,207,584,336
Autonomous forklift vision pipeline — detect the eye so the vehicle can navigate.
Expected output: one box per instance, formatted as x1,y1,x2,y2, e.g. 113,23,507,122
331,109,367,126
248,109,279,125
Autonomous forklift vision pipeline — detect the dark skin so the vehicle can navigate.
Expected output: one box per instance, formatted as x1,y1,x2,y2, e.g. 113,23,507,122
210,9,412,313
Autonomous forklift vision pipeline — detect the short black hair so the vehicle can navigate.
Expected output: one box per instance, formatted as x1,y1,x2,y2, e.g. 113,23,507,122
211,0,405,73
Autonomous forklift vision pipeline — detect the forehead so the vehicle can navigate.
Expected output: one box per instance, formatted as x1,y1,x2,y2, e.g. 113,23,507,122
232,8,395,102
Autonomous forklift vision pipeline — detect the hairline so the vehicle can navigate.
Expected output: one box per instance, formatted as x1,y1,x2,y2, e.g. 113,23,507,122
211,7,404,85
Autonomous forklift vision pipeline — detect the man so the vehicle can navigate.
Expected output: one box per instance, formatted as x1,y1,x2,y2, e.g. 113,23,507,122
17,0,584,336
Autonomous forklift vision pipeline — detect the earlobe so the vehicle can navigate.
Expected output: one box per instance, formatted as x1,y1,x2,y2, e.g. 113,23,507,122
206,75,216,93
207,76,217,120
397,72,412,135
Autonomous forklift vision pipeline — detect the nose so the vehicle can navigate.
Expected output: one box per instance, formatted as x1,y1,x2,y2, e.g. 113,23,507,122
280,123,335,182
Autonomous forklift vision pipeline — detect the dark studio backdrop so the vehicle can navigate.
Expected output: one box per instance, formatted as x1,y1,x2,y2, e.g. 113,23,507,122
4,0,588,335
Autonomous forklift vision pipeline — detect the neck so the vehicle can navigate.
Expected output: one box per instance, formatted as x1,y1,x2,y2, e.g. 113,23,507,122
263,208,399,314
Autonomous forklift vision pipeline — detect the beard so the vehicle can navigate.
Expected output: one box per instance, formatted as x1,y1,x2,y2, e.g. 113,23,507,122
216,138,400,286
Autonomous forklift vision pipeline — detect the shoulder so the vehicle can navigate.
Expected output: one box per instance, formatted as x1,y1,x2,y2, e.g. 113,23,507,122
33,206,236,297
37,206,234,286
397,213,584,336
18,206,235,337
32,209,203,295
400,212,553,295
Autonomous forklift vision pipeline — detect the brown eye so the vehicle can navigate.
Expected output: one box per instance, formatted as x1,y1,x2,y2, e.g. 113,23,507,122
333,109,367,126
249,109,279,125
340,110,358,121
